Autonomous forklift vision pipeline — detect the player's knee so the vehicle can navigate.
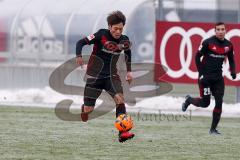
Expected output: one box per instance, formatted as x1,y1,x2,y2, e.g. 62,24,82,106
214,95,223,104
114,93,125,105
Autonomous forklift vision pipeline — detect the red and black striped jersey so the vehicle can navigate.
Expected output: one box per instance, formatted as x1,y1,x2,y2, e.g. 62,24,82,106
76,29,131,78
195,36,235,79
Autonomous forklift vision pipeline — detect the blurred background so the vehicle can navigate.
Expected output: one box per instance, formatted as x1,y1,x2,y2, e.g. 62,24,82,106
0,0,239,109
1,2,240,159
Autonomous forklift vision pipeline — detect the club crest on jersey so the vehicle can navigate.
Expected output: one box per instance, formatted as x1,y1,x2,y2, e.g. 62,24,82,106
87,34,95,41
212,45,217,51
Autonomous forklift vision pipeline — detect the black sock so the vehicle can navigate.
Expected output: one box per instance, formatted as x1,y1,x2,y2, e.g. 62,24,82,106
188,97,201,106
211,108,222,130
116,103,126,118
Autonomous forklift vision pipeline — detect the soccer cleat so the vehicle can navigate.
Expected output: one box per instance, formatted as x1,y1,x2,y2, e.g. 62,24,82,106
118,131,135,143
182,95,191,112
209,129,221,135
81,105,89,122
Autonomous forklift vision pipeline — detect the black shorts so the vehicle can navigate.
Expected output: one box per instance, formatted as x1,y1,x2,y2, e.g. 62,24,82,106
83,76,123,106
198,77,225,98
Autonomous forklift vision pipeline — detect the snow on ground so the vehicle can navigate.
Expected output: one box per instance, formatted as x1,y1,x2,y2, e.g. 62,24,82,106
0,87,239,117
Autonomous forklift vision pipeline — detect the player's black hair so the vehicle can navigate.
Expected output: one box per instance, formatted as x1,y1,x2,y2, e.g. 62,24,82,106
107,10,126,26
215,22,225,29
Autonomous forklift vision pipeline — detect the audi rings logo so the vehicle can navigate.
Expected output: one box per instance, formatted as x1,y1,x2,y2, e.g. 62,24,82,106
157,22,240,84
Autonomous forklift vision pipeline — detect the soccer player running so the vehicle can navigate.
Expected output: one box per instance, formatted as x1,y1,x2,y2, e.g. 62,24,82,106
76,11,134,142
182,22,236,135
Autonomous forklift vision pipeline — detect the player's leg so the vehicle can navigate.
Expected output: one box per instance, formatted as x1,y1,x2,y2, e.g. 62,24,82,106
209,78,224,135
82,78,103,122
113,93,134,142
182,77,211,111
105,76,126,117
114,93,126,117
105,76,134,142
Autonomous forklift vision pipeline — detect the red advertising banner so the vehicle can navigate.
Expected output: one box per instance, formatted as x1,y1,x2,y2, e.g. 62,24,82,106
155,21,240,86
0,19,6,52
0,19,7,62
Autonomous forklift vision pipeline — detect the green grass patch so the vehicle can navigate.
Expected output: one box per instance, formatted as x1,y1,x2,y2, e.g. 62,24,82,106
1,106,240,160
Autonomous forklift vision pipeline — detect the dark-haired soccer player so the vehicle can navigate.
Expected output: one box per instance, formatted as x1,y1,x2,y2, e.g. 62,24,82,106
76,11,134,142
182,22,236,135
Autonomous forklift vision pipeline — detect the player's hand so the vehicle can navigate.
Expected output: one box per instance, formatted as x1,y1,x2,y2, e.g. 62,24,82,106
76,56,84,66
126,72,133,84
231,73,236,80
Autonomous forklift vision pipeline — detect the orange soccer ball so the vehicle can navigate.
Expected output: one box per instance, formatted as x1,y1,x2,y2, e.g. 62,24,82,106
115,114,133,132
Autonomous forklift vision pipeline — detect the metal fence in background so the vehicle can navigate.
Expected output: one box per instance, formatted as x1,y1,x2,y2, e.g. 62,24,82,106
0,0,240,103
